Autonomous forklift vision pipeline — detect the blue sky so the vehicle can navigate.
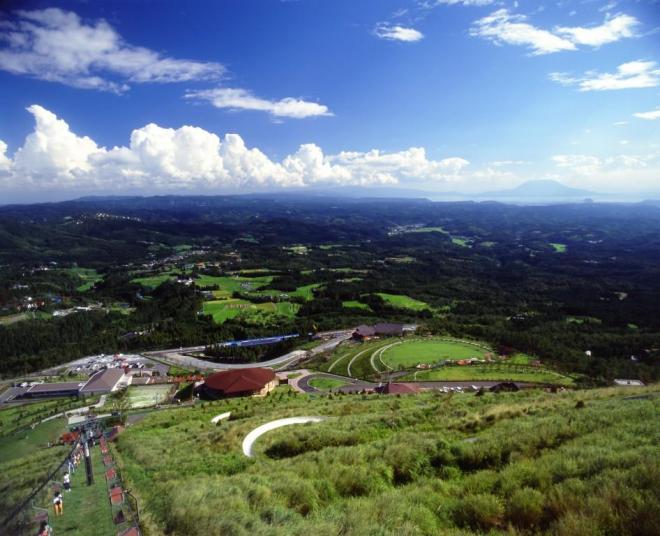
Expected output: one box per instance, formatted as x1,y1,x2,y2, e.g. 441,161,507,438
0,0,659,202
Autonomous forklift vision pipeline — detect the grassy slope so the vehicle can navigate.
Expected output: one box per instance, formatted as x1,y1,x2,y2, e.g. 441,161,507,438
114,385,660,536
49,446,116,536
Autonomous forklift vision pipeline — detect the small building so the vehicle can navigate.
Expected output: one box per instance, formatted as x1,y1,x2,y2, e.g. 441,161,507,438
376,383,421,395
197,368,278,399
79,368,130,396
353,325,376,341
353,322,405,341
613,379,644,387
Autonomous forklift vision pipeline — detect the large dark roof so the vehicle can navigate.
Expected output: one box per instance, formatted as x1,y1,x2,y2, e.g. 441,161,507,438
80,368,125,393
374,323,404,335
354,325,376,337
27,382,83,394
204,368,276,395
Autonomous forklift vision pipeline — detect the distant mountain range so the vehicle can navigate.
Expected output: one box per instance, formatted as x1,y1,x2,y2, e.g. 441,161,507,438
474,180,596,200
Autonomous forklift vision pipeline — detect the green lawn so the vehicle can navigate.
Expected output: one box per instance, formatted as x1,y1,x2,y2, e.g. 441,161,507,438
376,292,429,311
66,268,104,292
195,274,273,292
408,365,575,385
289,283,322,301
203,298,299,323
131,273,176,289
342,300,371,311
49,445,116,536
451,237,470,247
550,242,567,253
307,378,350,390
0,417,67,463
407,226,449,234
380,338,490,369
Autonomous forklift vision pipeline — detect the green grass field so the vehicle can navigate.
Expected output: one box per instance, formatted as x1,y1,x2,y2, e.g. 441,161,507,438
380,338,490,369
408,365,575,385
407,226,449,234
288,283,322,301
376,292,429,311
131,273,176,289
113,384,660,536
0,416,67,463
452,237,470,247
195,274,273,292
203,298,300,324
550,242,567,253
66,267,104,292
342,300,371,310
307,377,350,390
126,384,174,409
49,445,116,536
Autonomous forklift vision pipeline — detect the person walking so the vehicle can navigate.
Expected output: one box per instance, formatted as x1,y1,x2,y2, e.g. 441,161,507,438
63,471,71,492
37,520,51,536
52,492,63,516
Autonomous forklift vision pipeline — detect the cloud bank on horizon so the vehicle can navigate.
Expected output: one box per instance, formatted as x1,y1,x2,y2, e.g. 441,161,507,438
0,104,657,199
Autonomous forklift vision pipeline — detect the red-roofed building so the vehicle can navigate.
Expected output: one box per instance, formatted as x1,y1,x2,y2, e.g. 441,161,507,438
197,368,278,399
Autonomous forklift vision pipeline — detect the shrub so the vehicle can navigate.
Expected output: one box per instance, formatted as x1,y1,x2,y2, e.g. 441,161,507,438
451,493,504,531
507,487,545,528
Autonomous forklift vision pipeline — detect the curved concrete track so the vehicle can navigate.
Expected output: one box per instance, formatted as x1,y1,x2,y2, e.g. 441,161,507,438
242,416,327,457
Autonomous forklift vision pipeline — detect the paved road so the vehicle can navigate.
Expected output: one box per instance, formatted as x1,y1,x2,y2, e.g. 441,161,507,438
145,330,354,372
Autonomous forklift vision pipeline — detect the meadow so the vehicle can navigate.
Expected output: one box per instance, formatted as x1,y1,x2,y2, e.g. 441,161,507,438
375,293,429,311
112,384,660,536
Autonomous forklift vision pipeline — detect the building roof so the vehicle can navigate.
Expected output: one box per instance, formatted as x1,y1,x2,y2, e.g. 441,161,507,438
354,325,376,337
80,368,126,393
27,382,83,394
203,368,276,395
377,382,421,395
374,323,404,335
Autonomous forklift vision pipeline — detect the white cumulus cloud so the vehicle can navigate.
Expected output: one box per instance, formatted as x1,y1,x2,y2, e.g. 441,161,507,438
471,9,576,55
634,108,660,120
471,9,637,55
556,14,638,47
184,88,332,119
0,8,222,93
550,60,660,91
374,24,424,42
0,105,470,195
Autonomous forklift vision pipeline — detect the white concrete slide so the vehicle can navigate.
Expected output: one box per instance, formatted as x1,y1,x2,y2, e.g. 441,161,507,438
211,411,231,424
242,416,327,457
